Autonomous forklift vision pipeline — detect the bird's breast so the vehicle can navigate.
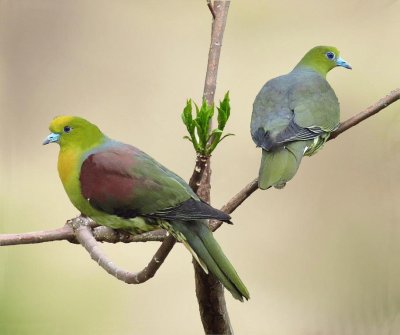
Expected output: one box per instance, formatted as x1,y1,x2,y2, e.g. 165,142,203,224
58,148,80,185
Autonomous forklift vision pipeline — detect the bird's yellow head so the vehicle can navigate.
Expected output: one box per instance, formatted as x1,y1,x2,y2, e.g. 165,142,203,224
294,45,352,77
43,116,105,150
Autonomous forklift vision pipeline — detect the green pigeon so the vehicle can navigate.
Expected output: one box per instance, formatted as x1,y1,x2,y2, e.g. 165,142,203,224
251,46,351,189
43,116,249,301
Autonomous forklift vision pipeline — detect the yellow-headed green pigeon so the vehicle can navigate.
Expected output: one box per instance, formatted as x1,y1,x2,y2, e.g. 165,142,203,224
43,116,249,301
251,46,351,189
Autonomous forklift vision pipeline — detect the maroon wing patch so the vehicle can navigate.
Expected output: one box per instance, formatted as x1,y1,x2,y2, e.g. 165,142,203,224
80,148,138,214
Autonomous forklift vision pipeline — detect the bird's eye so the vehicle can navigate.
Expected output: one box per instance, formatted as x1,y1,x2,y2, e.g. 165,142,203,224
64,126,72,133
326,51,335,60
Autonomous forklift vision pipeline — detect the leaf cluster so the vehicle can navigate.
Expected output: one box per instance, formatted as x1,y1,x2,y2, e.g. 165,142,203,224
181,92,234,156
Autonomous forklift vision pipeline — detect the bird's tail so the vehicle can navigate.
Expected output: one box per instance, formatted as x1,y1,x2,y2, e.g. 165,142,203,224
258,141,310,190
169,220,250,301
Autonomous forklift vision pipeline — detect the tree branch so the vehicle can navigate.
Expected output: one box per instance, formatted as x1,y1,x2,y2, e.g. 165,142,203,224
189,154,210,194
72,216,175,284
0,221,166,246
0,224,76,246
92,226,166,243
203,1,229,104
194,1,233,335
329,88,400,140
207,0,216,19
210,178,259,231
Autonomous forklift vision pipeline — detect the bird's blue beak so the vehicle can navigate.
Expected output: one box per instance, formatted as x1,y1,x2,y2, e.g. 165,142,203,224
336,57,352,70
43,133,60,145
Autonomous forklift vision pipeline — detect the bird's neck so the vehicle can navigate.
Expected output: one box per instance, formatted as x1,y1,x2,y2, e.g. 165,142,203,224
58,146,81,186
57,145,92,214
57,136,108,185
293,62,329,78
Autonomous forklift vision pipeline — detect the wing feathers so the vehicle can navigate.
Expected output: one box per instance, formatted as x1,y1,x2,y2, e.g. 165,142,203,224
80,144,231,223
145,198,232,223
254,118,324,151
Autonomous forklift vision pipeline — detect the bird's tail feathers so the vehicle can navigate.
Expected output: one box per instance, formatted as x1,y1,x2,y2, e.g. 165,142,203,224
258,141,310,190
169,220,250,302
180,237,209,274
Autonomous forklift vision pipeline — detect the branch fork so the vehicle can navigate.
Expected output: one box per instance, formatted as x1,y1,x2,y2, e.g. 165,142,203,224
207,0,216,19
70,215,175,284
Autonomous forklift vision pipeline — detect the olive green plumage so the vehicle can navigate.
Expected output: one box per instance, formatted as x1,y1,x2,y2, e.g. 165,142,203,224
251,46,351,189
43,116,249,301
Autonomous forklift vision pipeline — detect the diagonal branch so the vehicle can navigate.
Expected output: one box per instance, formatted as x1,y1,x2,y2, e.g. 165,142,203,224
72,216,175,284
329,88,400,140
209,88,400,231
210,178,258,231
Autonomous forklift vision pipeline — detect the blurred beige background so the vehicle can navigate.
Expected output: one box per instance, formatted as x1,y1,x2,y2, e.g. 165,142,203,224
1,0,400,334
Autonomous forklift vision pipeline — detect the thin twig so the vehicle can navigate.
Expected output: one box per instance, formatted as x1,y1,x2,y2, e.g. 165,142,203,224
0,221,166,246
210,178,258,231
330,88,400,140
207,0,216,19
203,1,229,104
0,225,75,246
72,217,175,284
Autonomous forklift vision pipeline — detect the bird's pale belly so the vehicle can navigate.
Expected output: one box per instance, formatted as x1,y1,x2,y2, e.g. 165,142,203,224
92,213,158,234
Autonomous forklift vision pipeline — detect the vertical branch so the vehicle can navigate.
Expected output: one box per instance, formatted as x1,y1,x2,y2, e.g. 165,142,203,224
203,1,229,105
194,1,232,334
194,261,233,334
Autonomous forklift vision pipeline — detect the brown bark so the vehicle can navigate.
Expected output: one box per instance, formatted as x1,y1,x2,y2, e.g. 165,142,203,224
194,1,233,334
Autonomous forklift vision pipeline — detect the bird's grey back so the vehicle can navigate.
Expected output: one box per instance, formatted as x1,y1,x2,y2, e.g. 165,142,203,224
251,69,339,148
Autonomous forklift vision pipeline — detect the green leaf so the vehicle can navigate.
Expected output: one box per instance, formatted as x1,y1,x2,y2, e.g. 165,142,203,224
199,100,211,138
183,135,193,142
181,99,203,151
219,133,235,142
181,100,193,131
211,128,223,135
206,128,222,143
194,102,200,116
192,99,213,150
217,91,230,130
205,133,235,155
182,92,232,155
